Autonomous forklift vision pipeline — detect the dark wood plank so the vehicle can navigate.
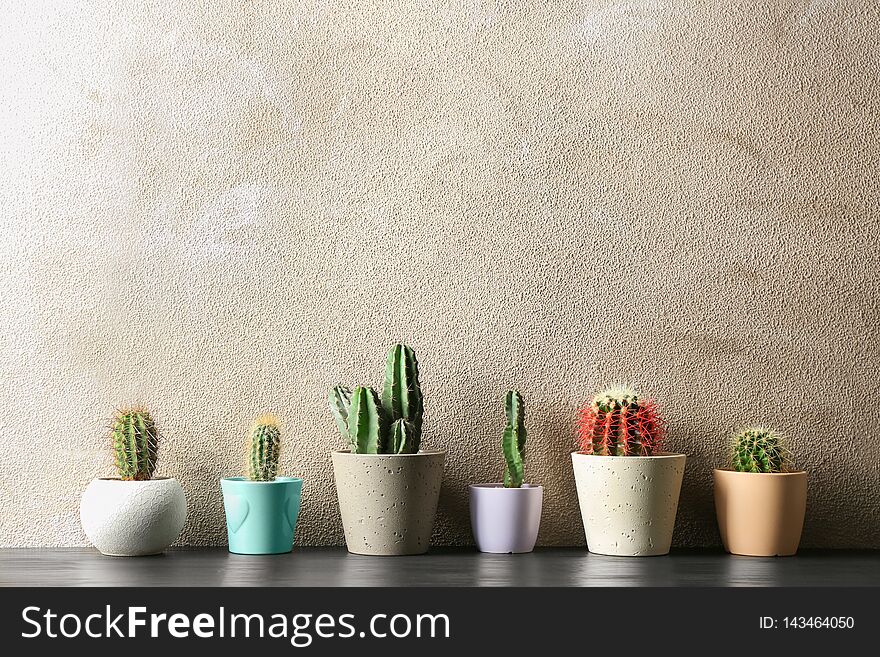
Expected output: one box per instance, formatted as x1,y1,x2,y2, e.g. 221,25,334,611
0,548,876,587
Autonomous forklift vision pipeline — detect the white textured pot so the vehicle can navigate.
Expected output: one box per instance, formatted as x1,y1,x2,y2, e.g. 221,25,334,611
469,484,543,554
571,452,686,557
331,450,445,556
80,478,187,556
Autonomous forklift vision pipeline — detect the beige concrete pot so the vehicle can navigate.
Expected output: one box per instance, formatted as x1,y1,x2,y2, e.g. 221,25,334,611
331,450,445,556
571,452,686,556
713,469,807,557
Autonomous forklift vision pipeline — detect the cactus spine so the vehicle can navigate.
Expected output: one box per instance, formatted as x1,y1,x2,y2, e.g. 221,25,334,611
576,386,664,456
248,415,281,481
381,344,423,452
731,427,789,473
329,344,424,454
111,407,159,481
502,390,526,488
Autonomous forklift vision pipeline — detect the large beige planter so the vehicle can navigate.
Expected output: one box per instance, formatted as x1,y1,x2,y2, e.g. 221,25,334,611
571,452,686,556
714,469,807,556
331,450,445,556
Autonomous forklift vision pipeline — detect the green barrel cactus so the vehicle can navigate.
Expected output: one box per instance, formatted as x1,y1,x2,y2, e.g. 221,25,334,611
502,390,527,488
248,415,281,481
111,407,159,481
731,427,789,473
329,343,424,454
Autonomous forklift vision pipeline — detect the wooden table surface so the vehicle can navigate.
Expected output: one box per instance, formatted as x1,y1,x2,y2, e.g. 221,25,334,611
1,547,877,587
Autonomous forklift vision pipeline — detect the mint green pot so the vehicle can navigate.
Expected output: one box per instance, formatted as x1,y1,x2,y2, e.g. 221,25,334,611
221,477,303,555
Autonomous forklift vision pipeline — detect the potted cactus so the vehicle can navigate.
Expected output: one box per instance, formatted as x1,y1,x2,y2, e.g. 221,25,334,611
79,407,187,556
220,416,304,555
714,427,807,557
328,344,445,556
469,390,543,554
571,386,686,556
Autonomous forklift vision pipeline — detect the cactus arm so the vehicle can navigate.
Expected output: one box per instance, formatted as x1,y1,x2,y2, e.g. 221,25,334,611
381,344,423,452
328,386,352,439
502,390,526,488
389,419,416,454
348,386,385,454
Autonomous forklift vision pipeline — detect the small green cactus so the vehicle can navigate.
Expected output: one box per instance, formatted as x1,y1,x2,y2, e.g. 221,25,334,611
248,415,281,481
731,427,789,473
502,390,527,488
329,344,424,454
111,407,159,481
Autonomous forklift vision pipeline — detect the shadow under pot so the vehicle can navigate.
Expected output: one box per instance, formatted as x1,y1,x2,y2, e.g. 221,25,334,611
80,478,187,557
713,469,807,557
469,483,543,554
571,452,686,557
221,477,303,555
331,450,445,556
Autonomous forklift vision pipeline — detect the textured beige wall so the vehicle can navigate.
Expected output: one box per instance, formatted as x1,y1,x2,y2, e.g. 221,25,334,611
1,0,878,549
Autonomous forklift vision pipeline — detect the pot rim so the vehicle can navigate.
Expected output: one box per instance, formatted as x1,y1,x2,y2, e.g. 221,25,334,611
332,449,445,457
713,468,807,477
570,451,686,459
93,476,177,483
221,476,303,484
469,483,542,491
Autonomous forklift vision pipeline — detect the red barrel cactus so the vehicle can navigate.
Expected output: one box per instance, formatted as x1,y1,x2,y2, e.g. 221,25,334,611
577,386,665,456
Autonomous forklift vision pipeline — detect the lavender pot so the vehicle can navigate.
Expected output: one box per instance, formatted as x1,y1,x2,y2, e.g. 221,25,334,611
469,484,543,554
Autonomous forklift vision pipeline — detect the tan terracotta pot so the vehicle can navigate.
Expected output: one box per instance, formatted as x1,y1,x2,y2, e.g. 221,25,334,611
713,469,807,557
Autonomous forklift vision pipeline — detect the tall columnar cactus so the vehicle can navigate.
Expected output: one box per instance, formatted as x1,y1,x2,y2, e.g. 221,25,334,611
329,344,424,454
347,386,386,454
731,427,789,473
382,344,424,452
576,386,665,456
111,407,159,481
248,415,281,481
502,390,527,488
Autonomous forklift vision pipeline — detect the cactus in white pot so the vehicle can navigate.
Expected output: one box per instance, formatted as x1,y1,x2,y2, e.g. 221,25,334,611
571,386,686,557
80,407,187,556
470,390,543,554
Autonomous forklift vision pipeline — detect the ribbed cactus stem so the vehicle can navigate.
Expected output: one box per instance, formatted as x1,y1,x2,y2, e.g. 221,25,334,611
111,408,159,481
381,344,423,454
329,345,425,455
502,390,526,488
329,386,352,439
732,427,788,473
577,386,664,456
389,419,415,454
348,386,385,454
248,416,281,481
